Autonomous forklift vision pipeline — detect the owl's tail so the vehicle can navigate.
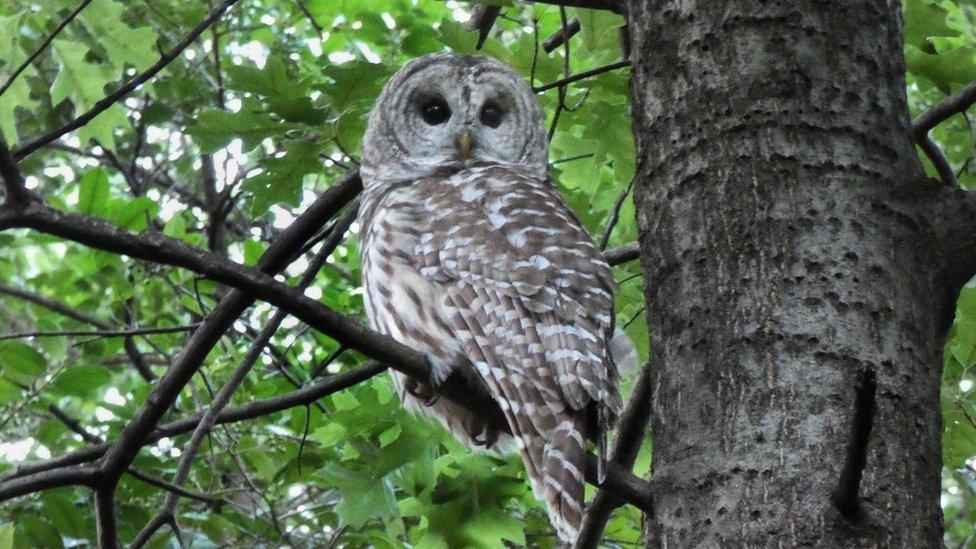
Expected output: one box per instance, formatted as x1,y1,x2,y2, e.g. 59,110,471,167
488,381,586,543
539,417,587,542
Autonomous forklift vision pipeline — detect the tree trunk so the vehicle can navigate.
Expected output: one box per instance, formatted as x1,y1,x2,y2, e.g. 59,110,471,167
623,0,945,545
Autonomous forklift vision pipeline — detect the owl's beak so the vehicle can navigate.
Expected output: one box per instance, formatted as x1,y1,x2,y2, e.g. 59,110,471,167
457,131,473,159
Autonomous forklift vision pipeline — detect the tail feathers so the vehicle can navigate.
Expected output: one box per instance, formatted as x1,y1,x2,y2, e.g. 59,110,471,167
539,419,586,543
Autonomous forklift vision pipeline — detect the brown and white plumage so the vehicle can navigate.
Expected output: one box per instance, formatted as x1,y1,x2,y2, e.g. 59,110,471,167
358,53,624,542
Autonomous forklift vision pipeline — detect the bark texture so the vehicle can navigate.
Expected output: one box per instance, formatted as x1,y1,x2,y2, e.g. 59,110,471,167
623,0,946,546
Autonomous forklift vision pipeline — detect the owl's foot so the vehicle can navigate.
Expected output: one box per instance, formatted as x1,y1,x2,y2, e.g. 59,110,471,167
468,420,499,449
404,377,440,407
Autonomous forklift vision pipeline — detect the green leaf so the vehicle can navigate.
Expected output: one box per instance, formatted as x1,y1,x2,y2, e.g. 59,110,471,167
577,10,624,53
77,169,110,216
109,197,158,230
0,379,21,405
187,108,283,153
378,424,401,447
0,523,14,549
903,0,953,49
79,0,158,71
50,39,128,149
243,140,322,215
905,44,976,92
0,341,46,381
53,365,112,397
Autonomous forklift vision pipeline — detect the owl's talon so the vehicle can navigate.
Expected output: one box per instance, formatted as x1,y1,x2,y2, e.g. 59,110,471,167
405,377,440,407
468,420,499,449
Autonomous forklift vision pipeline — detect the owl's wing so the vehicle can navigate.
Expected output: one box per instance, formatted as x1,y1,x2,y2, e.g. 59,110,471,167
409,166,621,415
391,166,621,540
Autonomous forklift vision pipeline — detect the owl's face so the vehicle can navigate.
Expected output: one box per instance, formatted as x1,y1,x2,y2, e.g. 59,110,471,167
362,53,548,184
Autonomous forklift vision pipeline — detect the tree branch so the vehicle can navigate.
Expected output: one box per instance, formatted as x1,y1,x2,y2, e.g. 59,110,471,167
95,487,118,549
542,17,580,53
913,81,976,136
464,4,501,51
0,465,98,501
528,0,619,12
600,179,634,250
0,283,111,328
48,404,217,504
533,60,631,93
0,136,30,207
0,361,386,486
911,80,976,187
0,324,200,341
605,241,639,265
12,0,241,160
132,205,357,547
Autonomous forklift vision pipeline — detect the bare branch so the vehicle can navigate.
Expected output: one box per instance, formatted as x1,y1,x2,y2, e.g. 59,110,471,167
0,0,95,98
911,80,976,187
0,465,98,501
605,242,639,266
125,468,220,506
533,60,631,93
465,4,501,50
0,324,200,342
916,134,958,187
13,0,242,160
913,80,976,136
48,404,219,505
95,487,118,549
600,179,634,250
0,136,29,207
0,283,111,328
528,0,618,12
542,17,580,53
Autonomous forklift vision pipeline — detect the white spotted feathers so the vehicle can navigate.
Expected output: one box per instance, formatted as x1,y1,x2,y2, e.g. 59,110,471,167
357,53,624,543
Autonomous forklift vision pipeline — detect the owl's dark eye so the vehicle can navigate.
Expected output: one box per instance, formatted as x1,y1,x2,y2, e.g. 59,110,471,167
479,101,504,128
419,97,451,125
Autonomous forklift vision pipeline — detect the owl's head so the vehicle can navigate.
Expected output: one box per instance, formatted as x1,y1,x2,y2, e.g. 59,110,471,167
361,53,548,185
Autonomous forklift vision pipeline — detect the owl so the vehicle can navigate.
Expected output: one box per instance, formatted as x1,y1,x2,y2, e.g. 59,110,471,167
358,53,626,542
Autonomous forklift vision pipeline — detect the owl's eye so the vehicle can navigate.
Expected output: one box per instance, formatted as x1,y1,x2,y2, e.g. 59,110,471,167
479,102,504,128
419,97,451,125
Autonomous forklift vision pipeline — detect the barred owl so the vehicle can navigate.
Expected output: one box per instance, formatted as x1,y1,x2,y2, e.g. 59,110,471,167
358,53,626,542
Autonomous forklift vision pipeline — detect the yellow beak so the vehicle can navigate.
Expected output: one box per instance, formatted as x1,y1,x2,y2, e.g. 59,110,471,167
457,131,473,159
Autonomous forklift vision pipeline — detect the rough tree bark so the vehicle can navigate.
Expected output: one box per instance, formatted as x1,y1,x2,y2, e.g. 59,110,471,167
623,0,949,545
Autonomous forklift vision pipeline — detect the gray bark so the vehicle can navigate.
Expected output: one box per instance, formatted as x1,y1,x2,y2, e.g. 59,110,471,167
620,0,973,546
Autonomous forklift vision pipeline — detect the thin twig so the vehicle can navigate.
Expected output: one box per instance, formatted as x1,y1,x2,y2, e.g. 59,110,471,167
294,0,324,34
534,60,631,93
0,324,201,341
600,179,634,250
0,283,110,328
550,152,595,165
548,8,572,143
0,0,95,98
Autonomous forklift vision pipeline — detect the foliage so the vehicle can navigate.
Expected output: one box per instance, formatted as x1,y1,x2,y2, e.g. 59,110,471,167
0,0,974,545
0,0,643,546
